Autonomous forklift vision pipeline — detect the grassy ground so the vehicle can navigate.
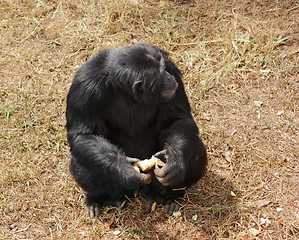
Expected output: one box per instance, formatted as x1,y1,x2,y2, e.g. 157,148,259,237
0,0,298,239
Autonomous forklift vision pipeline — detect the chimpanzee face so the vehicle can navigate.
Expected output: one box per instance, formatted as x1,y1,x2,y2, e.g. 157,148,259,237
108,44,178,105
130,55,178,104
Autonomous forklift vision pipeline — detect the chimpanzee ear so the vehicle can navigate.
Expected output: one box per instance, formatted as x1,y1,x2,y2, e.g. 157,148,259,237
132,80,143,93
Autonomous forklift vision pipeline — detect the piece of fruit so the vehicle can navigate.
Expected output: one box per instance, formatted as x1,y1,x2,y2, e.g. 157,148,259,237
134,156,165,172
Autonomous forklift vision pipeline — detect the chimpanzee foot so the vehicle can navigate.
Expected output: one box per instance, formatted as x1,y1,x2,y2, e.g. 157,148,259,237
85,203,100,218
164,199,181,215
85,196,123,218
145,193,182,215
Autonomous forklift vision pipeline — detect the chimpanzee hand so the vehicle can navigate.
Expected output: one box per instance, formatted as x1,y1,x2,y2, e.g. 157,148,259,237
153,149,185,187
126,156,152,185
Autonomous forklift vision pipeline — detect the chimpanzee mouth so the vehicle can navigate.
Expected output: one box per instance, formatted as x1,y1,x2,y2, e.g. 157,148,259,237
161,89,177,102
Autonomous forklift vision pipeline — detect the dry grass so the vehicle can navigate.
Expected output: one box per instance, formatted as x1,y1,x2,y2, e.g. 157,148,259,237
0,0,298,239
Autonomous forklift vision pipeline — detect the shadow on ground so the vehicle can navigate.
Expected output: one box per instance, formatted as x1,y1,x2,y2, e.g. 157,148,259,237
102,171,239,239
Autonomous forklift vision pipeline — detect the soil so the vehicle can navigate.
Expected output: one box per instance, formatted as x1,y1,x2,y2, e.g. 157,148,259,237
0,0,298,239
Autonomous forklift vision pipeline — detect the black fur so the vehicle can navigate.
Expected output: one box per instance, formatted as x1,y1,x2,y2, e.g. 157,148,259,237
66,43,207,217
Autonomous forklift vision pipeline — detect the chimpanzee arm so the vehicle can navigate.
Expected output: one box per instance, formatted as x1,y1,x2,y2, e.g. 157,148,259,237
155,117,207,188
66,52,151,188
154,63,207,188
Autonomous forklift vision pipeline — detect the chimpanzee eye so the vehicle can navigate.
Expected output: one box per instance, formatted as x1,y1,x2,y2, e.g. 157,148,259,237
132,81,144,93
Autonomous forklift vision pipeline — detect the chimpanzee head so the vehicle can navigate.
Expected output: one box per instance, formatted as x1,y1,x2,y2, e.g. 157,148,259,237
107,43,178,105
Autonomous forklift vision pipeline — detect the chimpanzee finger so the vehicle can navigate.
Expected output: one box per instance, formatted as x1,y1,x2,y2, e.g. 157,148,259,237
154,149,167,159
156,176,170,186
114,200,123,208
164,201,171,215
85,204,100,218
85,205,91,217
154,167,165,177
167,201,178,215
94,205,100,217
164,201,181,215
145,197,155,213
138,173,152,184
126,157,140,163
154,164,171,178
173,203,181,214
155,166,173,186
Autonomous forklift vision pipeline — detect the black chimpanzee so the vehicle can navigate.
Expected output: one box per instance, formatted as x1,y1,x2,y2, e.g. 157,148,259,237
66,43,207,218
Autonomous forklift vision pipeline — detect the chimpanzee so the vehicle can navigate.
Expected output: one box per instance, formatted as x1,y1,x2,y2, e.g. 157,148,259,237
66,43,207,218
